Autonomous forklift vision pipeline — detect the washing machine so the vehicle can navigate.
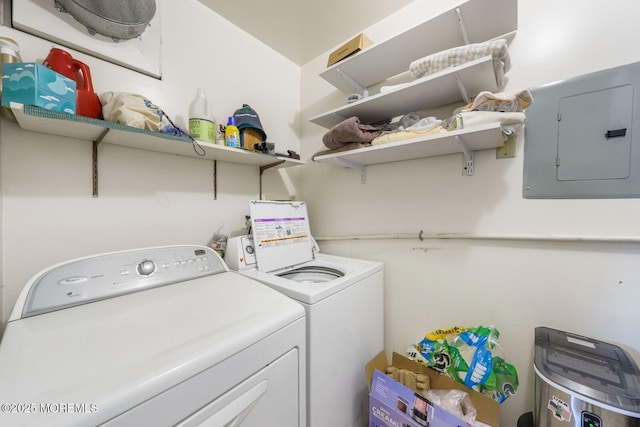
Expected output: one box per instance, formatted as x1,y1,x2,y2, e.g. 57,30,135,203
226,200,384,427
0,245,306,427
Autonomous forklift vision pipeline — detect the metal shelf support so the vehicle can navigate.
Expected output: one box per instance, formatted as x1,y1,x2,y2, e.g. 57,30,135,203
213,160,217,200
336,157,367,183
453,7,472,105
92,128,110,197
260,160,286,199
456,135,474,176
454,72,471,105
336,68,369,98
455,7,471,45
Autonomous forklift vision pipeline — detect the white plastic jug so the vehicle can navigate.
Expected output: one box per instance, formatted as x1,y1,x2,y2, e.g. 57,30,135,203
188,88,216,143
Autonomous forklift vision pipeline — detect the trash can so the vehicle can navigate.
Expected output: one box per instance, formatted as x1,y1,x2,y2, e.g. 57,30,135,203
518,411,534,427
534,327,640,426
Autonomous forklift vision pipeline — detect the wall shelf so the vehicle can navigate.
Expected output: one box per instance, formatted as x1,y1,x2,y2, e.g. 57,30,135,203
310,56,497,129
319,0,517,94
10,104,303,197
311,0,517,181
313,122,505,180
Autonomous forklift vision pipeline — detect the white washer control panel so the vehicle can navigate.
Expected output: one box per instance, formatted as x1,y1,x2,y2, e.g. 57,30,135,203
19,245,226,318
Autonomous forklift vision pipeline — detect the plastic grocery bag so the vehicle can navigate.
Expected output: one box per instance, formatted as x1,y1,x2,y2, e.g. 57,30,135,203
406,325,518,403
99,91,186,136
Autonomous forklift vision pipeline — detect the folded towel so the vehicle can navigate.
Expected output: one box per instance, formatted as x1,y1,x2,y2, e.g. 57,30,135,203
447,111,526,141
409,39,511,86
447,111,525,129
322,116,388,149
461,89,533,112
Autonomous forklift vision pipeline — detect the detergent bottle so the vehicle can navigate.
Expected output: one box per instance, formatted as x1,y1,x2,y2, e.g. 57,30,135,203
43,47,102,119
225,116,241,148
188,88,216,143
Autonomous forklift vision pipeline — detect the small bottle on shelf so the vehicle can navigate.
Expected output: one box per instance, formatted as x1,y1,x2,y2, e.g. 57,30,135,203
224,116,241,147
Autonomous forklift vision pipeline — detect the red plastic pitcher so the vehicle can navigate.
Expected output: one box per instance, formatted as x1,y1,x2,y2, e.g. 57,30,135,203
43,48,103,119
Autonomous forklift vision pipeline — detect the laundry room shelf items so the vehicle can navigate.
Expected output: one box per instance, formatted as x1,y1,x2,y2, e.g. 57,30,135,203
318,0,517,94
310,0,517,178
310,57,498,129
10,104,303,197
314,123,504,182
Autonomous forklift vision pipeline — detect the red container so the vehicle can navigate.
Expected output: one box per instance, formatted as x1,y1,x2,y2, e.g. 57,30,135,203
43,48,102,120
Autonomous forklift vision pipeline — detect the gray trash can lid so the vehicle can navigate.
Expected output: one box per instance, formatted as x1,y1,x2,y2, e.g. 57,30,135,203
534,327,640,414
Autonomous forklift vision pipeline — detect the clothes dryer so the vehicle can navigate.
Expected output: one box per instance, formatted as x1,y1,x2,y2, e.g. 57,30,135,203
226,200,384,427
0,245,306,427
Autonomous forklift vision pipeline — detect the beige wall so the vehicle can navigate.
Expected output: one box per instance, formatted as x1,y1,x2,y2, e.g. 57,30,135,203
299,0,640,424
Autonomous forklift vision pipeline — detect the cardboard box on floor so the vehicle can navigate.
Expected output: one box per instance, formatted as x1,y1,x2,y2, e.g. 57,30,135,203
366,351,500,427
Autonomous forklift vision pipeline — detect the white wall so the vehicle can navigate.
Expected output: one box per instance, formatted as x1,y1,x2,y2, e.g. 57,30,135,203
300,0,640,425
0,0,301,321
3,0,640,425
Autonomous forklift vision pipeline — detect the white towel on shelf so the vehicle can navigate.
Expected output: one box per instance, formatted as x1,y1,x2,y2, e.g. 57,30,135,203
461,89,533,112
448,111,525,129
447,111,526,141
409,39,511,86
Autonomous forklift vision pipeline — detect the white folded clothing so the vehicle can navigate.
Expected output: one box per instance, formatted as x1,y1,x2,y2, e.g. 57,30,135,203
461,89,533,112
448,111,525,129
409,39,511,86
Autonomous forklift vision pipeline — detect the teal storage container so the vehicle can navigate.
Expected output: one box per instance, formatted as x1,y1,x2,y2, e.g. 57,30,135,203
1,62,76,114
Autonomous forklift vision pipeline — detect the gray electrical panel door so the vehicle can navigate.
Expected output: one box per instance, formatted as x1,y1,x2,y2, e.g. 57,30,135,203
557,85,633,181
524,61,640,198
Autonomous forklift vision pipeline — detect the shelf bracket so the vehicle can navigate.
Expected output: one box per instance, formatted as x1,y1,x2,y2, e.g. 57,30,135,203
336,68,369,98
260,160,286,199
335,158,366,183
454,72,471,105
456,135,474,176
213,160,217,200
455,7,470,45
92,128,110,197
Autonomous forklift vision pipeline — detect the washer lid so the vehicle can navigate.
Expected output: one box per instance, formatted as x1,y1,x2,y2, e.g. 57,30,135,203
249,200,314,272
534,326,640,413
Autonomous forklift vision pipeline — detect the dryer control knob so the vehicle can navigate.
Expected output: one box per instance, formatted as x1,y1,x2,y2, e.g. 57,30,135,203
137,260,156,276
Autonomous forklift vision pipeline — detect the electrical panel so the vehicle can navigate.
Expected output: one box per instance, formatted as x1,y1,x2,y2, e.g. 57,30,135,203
523,61,640,198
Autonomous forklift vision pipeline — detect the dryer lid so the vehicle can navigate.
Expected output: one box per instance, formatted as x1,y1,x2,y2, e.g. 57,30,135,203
249,200,314,272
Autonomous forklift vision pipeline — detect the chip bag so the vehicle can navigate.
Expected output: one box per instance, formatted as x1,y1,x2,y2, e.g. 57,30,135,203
406,325,518,403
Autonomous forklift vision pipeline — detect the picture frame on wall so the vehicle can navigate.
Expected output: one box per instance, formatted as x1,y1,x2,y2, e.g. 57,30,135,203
11,0,162,79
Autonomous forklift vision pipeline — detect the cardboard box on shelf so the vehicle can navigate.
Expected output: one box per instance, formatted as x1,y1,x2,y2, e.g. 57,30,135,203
327,33,373,67
366,351,500,427
1,62,76,114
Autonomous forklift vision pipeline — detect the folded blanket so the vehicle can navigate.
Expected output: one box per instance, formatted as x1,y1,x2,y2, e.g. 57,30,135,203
461,89,533,112
372,126,447,146
322,116,388,149
409,39,511,86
